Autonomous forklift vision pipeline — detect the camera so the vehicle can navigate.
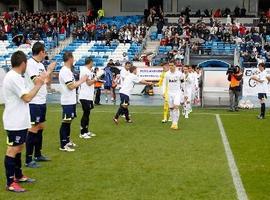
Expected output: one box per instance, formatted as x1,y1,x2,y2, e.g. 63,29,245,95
226,66,237,75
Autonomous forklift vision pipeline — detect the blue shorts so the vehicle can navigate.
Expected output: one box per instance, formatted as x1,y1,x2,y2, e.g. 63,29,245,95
6,129,28,146
29,104,47,125
104,86,111,90
120,93,130,106
258,93,267,100
62,104,77,121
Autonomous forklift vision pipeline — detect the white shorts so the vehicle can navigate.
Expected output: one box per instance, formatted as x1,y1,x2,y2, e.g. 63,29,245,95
180,90,184,104
184,89,192,102
168,93,181,108
191,88,196,100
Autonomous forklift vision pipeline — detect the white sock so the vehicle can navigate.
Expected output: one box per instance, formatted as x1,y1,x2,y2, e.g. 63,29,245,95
189,104,192,113
173,109,180,124
185,103,190,114
170,109,174,123
182,106,185,115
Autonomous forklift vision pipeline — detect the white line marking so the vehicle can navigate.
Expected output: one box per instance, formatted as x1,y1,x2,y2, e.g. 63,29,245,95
48,109,240,116
215,114,248,200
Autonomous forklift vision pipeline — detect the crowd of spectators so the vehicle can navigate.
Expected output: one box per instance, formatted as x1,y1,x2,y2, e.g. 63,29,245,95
171,6,247,19
72,22,149,44
0,11,82,45
2,6,270,68
158,12,270,54
151,6,270,66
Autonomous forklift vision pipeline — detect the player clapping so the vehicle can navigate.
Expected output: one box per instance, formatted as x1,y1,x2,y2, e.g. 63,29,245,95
24,42,56,168
58,52,88,152
3,51,46,192
78,57,97,139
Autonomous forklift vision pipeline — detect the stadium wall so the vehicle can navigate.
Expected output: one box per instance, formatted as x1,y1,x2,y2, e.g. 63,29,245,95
56,0,66,11
0,2,7,12
66,6,87,12
177,0,242,11
102,0,258,17
103,0,148,17
20,0,27,11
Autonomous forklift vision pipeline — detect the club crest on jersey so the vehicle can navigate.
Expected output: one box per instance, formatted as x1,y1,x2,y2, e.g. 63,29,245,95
36,116,41,122
15,136,21,143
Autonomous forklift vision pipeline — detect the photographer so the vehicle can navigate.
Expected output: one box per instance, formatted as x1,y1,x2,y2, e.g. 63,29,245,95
227,65,243,112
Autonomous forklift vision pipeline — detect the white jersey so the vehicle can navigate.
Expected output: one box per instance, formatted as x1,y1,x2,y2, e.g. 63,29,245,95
79,66,95,101
59,66,76,105
25,58,47,104
256,70,268,93
182,73,194,97
163,71,182,95
119,73,141,97
2,70,31,130
120,68,130,85
190,72,198,89
196,72,201,84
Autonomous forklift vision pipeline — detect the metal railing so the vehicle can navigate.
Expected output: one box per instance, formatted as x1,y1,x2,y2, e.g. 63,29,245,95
241,62,270,68
190,46,236,56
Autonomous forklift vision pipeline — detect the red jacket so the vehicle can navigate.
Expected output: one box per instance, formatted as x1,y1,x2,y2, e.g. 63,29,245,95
239,25,246,35
60,27,66,34
213,9,221,18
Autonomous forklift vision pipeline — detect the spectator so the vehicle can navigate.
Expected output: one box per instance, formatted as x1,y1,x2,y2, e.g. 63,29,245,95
60,25,66,34
98,8,105,19
157,19,164,35
0,31,7,40
124,28,132,43
103,63,113,103
213,9,222,18
234,6,240,17
240,7,246,17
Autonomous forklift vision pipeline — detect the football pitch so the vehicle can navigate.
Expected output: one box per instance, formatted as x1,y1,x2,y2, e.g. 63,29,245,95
0,105,269,200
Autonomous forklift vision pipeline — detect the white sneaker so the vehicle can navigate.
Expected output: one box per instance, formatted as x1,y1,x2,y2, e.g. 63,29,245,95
59,145,75,152
67,141,77,147
80,133,91,139
161,119,167,123
88,132,96,137
121,114,131,118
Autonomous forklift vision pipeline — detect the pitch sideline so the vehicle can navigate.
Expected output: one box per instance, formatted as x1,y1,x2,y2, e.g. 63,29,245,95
216,114,248,200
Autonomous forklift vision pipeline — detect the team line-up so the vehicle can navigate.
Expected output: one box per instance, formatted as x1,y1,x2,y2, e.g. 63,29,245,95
2,41,268,193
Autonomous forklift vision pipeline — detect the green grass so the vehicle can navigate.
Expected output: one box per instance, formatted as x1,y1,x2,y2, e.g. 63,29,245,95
221,111,270,200
0,105,268,199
